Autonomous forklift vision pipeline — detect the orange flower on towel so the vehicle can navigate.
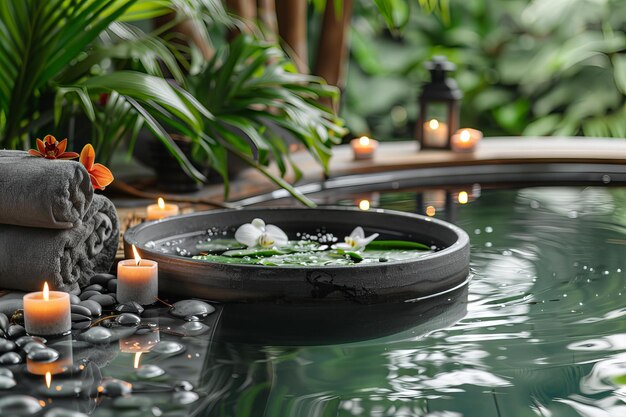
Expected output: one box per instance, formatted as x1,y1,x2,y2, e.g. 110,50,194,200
28,135,79,160
79,144,114,190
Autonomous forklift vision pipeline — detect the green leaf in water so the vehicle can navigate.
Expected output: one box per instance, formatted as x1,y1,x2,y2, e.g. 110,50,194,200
332,249,364,262
196,239,246,253
365,240,431,251
345,251,364,262
361,249,429,262
222,248,288,258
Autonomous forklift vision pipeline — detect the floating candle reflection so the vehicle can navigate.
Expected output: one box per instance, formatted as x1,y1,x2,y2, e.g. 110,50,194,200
458,191,469,204
358,200,370,211
425,206,436,217
27,334,73,377
119,324,160,370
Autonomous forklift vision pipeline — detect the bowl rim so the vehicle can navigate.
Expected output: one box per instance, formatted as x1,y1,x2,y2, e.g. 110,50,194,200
124,206,470,270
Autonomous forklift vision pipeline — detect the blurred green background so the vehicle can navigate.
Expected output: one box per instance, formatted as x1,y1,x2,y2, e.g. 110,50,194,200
343,0,626,140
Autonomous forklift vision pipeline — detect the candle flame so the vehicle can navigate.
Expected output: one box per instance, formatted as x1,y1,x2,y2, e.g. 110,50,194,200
458,191,469,205
428,119,439,130
134,352,142,369
358,136,370,146
460,130,471,142
425,206,436,217
358,199,370,211
43,282,49,301
157,197,165,210
132,244,141,266
45,372,51,389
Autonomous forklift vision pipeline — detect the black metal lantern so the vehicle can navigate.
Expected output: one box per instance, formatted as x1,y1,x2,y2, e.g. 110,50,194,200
417,56,463,150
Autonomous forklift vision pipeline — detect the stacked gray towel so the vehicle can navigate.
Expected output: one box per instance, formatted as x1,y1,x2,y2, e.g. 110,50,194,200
0,150,119,293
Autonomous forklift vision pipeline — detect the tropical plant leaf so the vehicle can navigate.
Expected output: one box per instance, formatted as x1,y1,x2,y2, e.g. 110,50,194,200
196,239,246,252
0,0,136,146
365,240,431,251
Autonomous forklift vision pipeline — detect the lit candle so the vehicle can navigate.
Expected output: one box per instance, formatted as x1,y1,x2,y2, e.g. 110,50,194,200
117,245,158,305
451,128,483,152
423,119,448,148
23,283,71,336
350,136,378,160
146,197,180,220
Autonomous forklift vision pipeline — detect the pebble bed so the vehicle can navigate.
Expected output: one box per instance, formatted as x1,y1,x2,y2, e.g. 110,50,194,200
0,272,219,417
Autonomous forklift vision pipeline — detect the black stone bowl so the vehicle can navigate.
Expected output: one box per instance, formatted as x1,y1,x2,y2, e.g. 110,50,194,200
123,207,470,303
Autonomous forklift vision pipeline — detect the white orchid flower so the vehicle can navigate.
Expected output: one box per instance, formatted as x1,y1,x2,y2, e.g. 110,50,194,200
334,227,379,251
235,218,288,249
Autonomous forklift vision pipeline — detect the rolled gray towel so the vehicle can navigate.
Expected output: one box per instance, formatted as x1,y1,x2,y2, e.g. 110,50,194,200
0,150,93,229
0,194,119,293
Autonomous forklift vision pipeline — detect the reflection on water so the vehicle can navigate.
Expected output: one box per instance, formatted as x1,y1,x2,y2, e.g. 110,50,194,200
200,186,626,417
5,186,625,416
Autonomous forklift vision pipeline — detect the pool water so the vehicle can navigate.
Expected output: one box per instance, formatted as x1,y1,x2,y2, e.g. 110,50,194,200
8,186,625,417
201,186,626,416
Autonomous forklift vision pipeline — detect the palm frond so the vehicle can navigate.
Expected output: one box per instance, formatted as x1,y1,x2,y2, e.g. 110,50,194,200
191,36,345,181
0,0,136,147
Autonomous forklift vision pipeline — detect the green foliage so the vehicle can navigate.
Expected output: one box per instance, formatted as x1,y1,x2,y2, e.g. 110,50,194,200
365,240,430,250
188,35,345,200
0,0,212,181
346,0,626,139
0,0,344,206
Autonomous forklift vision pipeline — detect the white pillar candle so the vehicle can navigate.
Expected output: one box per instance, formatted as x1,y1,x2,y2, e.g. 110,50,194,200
147,197,180,220
117,245,158,305
23,283,71,336
451,128,483,152
350,136,378,160
423,119,448,147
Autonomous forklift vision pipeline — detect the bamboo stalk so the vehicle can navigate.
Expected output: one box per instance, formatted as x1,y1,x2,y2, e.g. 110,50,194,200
275,0,309,73
257,0,278,39
313,0,353,111
226,0,257,37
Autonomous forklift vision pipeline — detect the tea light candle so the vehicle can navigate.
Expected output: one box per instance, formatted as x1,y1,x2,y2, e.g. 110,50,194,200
351,136,378,160
23,283,71,336
117,245,158,305
451,128,483,152
147,197,179,220
423,119,448,148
